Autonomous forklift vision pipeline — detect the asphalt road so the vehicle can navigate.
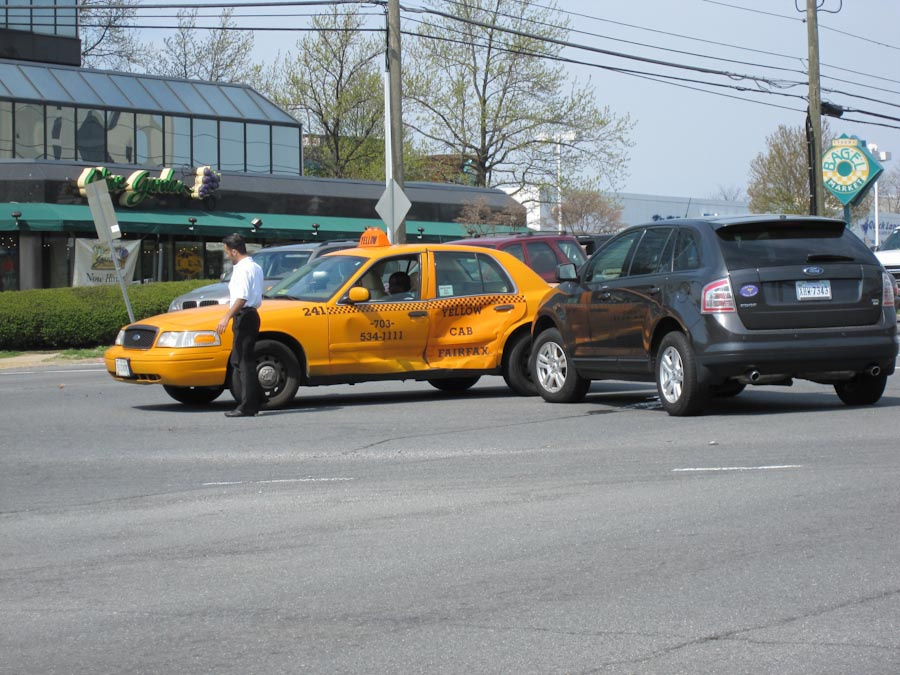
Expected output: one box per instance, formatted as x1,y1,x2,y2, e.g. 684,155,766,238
2,363,899,674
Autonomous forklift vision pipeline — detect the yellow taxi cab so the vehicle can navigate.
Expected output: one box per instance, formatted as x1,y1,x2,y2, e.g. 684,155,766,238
105,228,554,408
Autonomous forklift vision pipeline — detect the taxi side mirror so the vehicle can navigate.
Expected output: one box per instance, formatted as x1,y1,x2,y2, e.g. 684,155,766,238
347,286,370,303
556,263,577,282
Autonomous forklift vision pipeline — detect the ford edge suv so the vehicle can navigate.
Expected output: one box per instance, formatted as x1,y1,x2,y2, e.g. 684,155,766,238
529,214,898,416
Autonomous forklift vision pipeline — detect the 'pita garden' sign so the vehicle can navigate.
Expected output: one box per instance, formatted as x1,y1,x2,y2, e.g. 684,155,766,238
822,134,883,206
77,165,221,208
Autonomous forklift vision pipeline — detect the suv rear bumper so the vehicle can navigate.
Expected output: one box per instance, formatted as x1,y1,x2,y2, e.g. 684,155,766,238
696,319,898,381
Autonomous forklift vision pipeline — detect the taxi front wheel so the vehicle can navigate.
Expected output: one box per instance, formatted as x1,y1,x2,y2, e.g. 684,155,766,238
229,339,301,409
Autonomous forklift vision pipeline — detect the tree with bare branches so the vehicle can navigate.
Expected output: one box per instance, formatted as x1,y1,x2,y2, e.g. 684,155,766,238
558,187,623,235
142,8,256,83
79,0,144,71
405,0,632,201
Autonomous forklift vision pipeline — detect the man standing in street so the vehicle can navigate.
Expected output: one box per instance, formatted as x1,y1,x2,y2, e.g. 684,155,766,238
217,233,264,417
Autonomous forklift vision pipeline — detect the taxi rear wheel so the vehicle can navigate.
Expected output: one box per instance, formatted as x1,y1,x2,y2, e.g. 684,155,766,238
428,376,480,392
229,339,301,409
502,331,537,396
163,385,225,405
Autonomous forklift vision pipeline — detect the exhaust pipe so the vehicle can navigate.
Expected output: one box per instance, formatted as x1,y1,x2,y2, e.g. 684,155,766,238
747,369,761,383
866,365,881,377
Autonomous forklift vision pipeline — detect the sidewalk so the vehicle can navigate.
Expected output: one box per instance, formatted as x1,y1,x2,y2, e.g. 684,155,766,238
0,352,105,370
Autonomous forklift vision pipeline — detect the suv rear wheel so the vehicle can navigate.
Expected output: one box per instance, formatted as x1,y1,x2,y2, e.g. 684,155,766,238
656,332,706,416
531,328,590,403
834,372,888,406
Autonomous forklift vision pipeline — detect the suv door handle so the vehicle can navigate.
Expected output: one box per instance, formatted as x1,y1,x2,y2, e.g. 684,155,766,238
494,304,514,312
647,286,661,295
408,310,427,317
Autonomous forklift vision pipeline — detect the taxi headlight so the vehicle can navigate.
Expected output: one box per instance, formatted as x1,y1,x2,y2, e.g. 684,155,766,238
114,329,125,346
156,330,221,348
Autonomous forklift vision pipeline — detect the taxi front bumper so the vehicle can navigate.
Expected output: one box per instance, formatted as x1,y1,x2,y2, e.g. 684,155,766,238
105,345,229,388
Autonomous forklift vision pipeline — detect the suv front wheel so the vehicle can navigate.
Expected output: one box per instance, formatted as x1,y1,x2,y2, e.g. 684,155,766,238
656,332,706,416
531,328,590,403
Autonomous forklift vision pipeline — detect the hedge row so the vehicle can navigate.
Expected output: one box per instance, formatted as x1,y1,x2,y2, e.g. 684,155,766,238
0,280,213,350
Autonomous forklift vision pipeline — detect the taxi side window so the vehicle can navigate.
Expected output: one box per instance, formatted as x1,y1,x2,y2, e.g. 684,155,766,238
434,251,513,297
362,254,422,301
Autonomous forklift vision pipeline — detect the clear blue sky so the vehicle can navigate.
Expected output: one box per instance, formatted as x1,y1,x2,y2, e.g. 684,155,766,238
139,0,900,200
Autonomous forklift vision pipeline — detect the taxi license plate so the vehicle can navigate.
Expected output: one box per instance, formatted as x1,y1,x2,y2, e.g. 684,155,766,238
115,358,132,377
796,279,831,300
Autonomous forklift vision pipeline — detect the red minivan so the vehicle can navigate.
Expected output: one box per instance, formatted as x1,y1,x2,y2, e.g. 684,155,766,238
446,232,587,283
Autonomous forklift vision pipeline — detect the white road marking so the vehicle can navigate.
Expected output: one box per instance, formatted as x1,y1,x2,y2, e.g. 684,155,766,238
673,465,803,473
202,477,355,486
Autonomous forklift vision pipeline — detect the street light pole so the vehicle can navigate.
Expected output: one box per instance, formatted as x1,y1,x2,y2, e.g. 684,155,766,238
868,143,892,248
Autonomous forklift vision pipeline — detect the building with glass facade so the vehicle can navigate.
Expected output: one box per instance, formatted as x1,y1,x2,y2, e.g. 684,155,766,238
0,1,521,290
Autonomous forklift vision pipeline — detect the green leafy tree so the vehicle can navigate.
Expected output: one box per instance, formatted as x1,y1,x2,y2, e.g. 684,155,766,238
143,8,256,83
404,0,633,198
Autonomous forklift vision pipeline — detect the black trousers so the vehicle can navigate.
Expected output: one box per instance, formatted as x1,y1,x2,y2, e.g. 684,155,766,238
230,308,261,413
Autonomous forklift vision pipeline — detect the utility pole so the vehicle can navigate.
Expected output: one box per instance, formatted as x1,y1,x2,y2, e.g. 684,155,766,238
806,0,824,216
386,0,406,243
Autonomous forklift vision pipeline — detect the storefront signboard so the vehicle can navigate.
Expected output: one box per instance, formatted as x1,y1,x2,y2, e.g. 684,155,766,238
76,165,221,207
73,239,140,287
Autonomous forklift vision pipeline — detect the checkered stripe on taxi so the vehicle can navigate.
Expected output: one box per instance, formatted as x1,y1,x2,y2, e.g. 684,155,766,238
327,295,525,314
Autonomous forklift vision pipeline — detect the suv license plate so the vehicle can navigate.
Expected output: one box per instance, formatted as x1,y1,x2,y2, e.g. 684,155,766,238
796,279,831,300
115,358,132,377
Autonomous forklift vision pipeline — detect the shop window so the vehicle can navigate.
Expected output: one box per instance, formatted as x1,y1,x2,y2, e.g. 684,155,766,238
0,102,11,158
137,113,163,166
173,240,204,281
0,234,18,291
107,111,135,164
77,108,106,162
46,105,75,161
192,118,217,167
220,120,244,172
41,234,73,288
164,116,191,167
272,125,300,175
246,123,270,174
14,102,44,159
142,237,168,282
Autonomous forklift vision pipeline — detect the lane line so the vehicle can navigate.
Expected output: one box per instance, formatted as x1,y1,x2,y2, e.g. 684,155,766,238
673,465,803,473
202,477,355,486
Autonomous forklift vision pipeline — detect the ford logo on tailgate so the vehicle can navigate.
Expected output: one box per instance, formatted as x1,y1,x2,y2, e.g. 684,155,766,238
803,266,825,276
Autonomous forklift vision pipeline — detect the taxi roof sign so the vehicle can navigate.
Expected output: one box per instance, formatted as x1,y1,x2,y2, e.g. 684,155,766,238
359,227,391,247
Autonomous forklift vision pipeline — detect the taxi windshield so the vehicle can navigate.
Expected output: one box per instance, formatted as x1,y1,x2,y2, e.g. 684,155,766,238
266,254,366,301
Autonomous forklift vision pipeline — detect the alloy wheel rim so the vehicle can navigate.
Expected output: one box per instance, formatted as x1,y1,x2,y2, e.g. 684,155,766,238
659,346,684,403
536,341,568,393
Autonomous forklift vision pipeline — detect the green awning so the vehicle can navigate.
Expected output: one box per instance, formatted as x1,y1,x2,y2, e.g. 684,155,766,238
0,202,471,241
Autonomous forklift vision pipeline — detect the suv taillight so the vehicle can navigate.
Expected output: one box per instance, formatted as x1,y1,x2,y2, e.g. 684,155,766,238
882,271,896,307
701,278,736,313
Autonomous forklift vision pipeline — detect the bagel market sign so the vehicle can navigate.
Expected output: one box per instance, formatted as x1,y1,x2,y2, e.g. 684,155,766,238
76,165,221,207
822,135,883,210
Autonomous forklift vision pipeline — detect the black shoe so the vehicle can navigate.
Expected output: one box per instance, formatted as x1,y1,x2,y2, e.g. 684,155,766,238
224,409,258,417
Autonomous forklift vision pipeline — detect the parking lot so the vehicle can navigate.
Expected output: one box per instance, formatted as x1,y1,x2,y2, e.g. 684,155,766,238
2,362,899,674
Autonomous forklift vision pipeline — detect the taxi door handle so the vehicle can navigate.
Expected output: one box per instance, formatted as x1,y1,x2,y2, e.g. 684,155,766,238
494,304,515,312
408,310,428,318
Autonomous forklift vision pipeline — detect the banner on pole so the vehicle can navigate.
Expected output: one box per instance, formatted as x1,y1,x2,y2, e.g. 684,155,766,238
73,239,140,287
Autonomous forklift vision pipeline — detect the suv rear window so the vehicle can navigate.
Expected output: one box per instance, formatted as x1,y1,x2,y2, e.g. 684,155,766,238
715,221,873,269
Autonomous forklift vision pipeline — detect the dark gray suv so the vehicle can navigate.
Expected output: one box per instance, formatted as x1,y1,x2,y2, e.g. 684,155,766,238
530,215,899,415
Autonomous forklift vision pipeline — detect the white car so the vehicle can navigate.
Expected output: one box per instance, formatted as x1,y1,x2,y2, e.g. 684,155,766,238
168,240,358,311
874,228,900,314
